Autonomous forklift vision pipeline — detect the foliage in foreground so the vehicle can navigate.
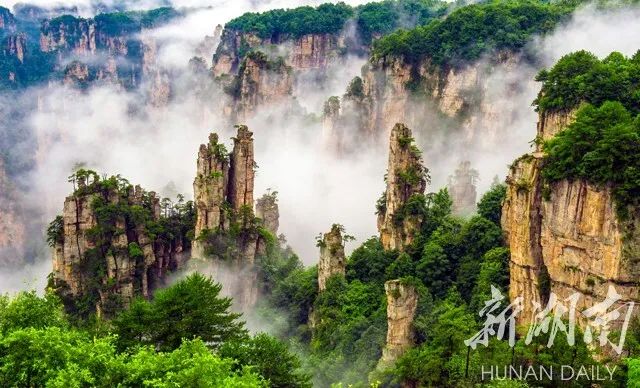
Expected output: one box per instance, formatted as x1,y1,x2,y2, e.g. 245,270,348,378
0,274,309,387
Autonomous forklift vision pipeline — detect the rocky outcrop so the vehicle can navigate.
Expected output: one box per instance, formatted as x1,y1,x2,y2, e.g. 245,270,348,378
40,16,96,54
448,160,479,216
0,7,16,32
63,60,90,85
329,53,522,148
51,178,186,318
39,15,166,92
196,24,222,65
228,52,294,122
378,280,418,368
192,125,266,311
503,109,640,329
212,29,347,77
0,158,26,267
377,123,428,251
4,34,26,63
317,224,346,291
229,125,255,210
255,191,279,236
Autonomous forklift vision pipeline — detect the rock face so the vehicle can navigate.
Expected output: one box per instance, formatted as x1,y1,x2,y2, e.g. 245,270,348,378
228,52,294,122
255,191,279,236
0,158,26,267
51,180,186,318
448,160,479,216
327,53,523,149
192,125,266,311
378,280,418,368
502,109,640,328
0,7,16,32
377,123,428,251
39,15,166,93
317,224,347,291
212,29,347,77
4,34,26,63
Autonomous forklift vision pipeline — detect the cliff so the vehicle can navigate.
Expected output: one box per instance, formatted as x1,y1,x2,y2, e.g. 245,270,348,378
317,224,347,291
323,53,521,149
0,158,26,267
377,123,428,251
225,52,294,122
0,7,16,32
4,33,26,63
212,28,347,77
192,125,267,311
51,175,188,318
377,280,418,368
255,191,279,236
39,15,165,94
502,109,640,328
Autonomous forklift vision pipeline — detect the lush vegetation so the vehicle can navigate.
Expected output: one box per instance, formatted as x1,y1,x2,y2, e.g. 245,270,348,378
542,101,640,219
47,170,195,318
0,275,308,387
354,0,447,43
225,3,354,40
372,0,570,66
95,7,180,35
535,50,640,113
538,51,640,220
224,0,446,43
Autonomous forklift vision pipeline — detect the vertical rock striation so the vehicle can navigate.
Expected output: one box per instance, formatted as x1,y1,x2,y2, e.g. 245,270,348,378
51,178,187,318
378,280,418,368
192,125,266,311
255,191,279,236
377,123,428,251
0,7,16,32
4,33,26,63
229,125,255,211
230,52,294,122
317,224,346,291
503,108,640,329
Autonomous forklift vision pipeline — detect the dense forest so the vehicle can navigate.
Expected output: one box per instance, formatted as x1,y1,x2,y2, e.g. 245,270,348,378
224,0,448,43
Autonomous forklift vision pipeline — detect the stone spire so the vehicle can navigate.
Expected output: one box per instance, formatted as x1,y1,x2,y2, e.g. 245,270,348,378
317,224,347,291
191,126,263,311
193,132,230,249
447,160,479,215
377,280,418,368
377,123,428,251
229,125,255,211
255,190,279,236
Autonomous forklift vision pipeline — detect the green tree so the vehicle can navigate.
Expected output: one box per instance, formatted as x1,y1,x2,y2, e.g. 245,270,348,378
477,183,507,225
113,273,246,351
0,291,66,334
219,333,311,387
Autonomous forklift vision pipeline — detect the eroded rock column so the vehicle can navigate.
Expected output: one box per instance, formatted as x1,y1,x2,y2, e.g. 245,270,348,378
317,224,346,291
378,280,418,368
377,123,428,251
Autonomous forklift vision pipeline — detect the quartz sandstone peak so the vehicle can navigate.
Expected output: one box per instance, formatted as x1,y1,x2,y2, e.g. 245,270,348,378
377,280,418,368
192,126,263,311
377,123,428,251
51,178,185,318
503,108,640,329
317,224,347,291
256,190,279,236
229,125,255,211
